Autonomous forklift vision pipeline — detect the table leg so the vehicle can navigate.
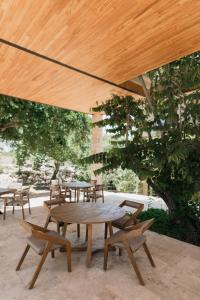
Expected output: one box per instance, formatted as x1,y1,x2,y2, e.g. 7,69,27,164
86,224,92,267
77,188,80,202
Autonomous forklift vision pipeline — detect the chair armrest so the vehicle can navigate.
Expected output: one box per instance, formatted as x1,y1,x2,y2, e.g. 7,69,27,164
19,220,48,234
32,230,71,247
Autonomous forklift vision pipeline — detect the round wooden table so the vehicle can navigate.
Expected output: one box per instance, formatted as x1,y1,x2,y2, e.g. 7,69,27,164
51,203,125,267
62,181,92,202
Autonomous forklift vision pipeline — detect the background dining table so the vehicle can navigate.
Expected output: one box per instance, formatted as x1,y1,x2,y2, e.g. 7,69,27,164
51,202,125,267
62,181,92,202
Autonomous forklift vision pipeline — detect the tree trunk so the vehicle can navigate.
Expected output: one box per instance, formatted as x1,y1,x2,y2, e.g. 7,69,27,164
147,178,176,212
51,161,60,180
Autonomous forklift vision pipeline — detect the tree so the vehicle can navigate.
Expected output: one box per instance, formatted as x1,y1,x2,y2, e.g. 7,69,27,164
85,51,200,243
0,95,91,178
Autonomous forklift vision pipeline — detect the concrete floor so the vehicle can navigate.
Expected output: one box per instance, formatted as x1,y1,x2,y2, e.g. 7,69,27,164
0,193,200,300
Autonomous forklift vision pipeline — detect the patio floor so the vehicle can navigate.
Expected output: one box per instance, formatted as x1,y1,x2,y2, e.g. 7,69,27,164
0,193,200,300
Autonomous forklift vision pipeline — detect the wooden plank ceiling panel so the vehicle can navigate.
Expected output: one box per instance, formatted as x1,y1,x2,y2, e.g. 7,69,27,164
0,44,139,113
0,0,200,112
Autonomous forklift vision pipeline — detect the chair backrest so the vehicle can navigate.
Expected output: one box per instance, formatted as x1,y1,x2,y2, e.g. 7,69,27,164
20,220,70,246
94,184,103,192
124,218,155,240
21,186,30,196
20,220,46,235
119,200,144,220
50,184,61,196
51,179,59,185
43,198,66,211
91,179,97,186
14,185,30,197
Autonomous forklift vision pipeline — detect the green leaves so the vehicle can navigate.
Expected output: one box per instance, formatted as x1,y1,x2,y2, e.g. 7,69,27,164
85,51,200,223
0,95,91,167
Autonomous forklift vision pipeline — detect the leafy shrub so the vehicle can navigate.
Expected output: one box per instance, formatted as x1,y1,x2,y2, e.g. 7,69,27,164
139,208,200,246
103,167,139,193
73,165,91,182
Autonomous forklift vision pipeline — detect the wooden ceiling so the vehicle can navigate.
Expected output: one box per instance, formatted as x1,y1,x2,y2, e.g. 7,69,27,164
0,0,200,113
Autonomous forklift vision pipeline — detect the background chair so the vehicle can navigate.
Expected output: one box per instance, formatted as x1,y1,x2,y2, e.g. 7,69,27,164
80,179,97,202
88,184,104,203
105,200,144,239
0,185,31,220
50,183,71,202
16,220,72,289
104,218,155,286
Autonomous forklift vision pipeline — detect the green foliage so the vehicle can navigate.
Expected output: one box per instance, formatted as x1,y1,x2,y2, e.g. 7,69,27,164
139,208,200,246
103,168,139,193
139,209,170,235
85,51,200,245
73,165,91,182
0,95,91,177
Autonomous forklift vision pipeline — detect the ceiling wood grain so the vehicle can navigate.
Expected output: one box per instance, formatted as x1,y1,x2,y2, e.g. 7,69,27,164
0,0,199,112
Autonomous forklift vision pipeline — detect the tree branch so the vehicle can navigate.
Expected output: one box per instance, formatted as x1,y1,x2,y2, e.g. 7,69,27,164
0,121,20,132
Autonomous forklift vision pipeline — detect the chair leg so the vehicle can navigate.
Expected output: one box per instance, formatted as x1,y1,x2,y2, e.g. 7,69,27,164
28,243,51,289
143,242,155,267
108,222,113,236
51,250,55,258
28,199,31,215
62,223,67,237
57,223,60,234
12,204,15,214
85,224,88,242
102,194,104,203
124,242,145,286
104,223,108,239
119,248,122,256
104,242,109,271
77,224,80,238
44,215,51,230
3,203,6,220
66,245,72,272
21,205,25,220
16,244,30,271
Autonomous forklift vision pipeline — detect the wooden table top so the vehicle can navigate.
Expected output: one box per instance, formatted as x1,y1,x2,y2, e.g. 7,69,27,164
51,203,125,224
62,181,92,189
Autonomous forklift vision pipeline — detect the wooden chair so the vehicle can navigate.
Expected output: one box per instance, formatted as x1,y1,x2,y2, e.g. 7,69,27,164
16,220,72,289
104,218,155,286
80,179,97,202
88,184,104,203
0,186,31,220
43,199,81,238
50,184,71,202
43,198,67,235
105,200,144,239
